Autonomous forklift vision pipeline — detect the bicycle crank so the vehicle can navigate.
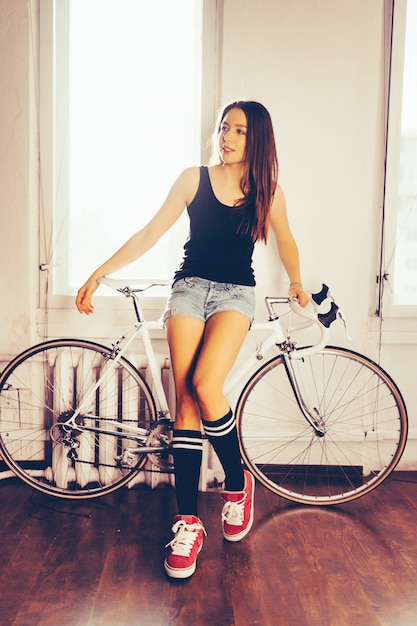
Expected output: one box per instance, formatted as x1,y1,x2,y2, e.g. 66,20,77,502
115,419,173,472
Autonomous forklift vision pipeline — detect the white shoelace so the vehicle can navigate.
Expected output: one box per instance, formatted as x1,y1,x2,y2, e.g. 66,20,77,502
222,497,246,526
165,519,206,556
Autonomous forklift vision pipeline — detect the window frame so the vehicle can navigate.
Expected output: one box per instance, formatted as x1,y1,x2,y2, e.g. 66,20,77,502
38,0,220,339
379,0,417,319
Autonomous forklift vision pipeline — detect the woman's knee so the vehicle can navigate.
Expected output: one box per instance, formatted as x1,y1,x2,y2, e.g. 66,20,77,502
192,373,220,411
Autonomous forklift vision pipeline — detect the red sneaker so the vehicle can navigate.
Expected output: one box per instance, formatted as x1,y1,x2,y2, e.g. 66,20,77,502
221,470,255,542
164,515,206,579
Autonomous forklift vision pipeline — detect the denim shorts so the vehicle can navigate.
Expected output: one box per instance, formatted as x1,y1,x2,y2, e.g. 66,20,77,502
161,277,256,326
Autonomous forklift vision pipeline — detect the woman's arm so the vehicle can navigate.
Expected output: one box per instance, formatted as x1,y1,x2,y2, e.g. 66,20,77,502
268,184,310,307
75,167,199,314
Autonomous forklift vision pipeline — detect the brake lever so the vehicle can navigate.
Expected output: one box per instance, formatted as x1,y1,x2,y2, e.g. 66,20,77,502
336,307,353,341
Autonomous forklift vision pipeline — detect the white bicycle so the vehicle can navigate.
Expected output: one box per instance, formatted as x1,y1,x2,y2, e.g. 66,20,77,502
0,279,408,505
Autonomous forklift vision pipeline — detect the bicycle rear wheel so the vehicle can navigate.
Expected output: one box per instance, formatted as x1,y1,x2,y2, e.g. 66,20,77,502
236,346,408,505
0,339,157,498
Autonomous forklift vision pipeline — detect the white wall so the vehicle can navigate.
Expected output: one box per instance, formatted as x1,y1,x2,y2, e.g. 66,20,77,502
0,0,415,467
220,0,385,343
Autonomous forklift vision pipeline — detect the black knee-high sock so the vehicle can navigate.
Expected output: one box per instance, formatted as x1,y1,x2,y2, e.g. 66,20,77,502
202,409,244,491
172,430,203,517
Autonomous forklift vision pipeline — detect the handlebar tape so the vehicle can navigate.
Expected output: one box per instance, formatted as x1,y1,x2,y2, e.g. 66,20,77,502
317,301,339,328
311,283,330,306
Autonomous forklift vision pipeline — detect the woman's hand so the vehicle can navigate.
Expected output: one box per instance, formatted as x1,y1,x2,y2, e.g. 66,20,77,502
289,282,310,308
76,276,100,314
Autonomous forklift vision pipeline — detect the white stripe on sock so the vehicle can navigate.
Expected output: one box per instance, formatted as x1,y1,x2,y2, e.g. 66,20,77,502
172,437,203,450
203,417,236,438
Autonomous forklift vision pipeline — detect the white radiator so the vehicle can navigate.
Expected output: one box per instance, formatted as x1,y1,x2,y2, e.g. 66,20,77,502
128,352,175,490
0,354,223,491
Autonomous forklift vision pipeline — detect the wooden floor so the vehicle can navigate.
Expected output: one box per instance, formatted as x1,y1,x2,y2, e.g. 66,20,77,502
1,474,417,626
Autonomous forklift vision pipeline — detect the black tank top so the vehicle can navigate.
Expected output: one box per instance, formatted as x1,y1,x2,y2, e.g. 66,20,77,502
173,166,256,286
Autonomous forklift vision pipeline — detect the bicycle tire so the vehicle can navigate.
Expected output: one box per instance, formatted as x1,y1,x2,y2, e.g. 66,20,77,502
236,346,408,505
0,339,158,499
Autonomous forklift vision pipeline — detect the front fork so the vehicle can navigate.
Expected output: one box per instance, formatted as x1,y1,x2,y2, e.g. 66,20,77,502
281,353,326,437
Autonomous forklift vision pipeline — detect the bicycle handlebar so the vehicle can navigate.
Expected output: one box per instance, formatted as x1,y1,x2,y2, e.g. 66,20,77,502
98,277,170,293
99,276,346,358
267,283,346,359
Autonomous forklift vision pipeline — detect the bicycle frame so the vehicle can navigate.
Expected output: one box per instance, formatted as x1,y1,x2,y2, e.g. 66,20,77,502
61,279,336,445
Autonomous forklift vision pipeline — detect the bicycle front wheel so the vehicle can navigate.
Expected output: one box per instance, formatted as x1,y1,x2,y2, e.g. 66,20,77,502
0,339,157,498
236,346,408,505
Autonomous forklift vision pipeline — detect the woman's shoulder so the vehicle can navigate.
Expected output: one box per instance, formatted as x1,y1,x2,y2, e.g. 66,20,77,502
177,166,203,186
181,165,207,175
174,166,203,205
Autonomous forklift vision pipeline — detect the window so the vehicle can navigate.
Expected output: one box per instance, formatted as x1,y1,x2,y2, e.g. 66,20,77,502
382,0,417,313
41,0,206,298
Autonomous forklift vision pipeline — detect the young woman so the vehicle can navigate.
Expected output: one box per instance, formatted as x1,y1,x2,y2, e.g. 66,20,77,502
76,101,309,579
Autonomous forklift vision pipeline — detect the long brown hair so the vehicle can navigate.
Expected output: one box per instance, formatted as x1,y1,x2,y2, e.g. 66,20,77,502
211,101,278,243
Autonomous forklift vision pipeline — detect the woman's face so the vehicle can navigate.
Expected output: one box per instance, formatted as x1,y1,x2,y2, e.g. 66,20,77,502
218,107,247,165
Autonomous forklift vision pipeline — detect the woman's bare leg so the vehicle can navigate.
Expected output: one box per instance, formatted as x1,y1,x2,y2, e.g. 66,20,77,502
165,315,205,429
192,311,250,420
165,315,206,517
